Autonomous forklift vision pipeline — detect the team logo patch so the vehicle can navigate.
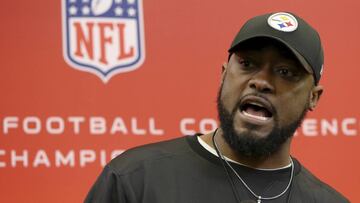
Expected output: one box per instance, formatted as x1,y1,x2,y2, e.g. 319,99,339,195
267,12,298,32
62,0,145,83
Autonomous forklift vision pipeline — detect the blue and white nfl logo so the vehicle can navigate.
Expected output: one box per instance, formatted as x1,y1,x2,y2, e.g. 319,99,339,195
62,0,145,82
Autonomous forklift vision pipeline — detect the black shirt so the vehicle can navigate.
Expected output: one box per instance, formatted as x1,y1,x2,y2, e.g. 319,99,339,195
85,135,349,203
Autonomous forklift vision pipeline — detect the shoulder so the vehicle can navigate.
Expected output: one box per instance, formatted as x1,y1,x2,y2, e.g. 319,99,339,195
107,136,195,175
85,136,200,202
293,160,349,202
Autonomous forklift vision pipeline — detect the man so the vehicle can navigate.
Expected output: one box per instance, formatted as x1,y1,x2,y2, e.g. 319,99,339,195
85,12,349,203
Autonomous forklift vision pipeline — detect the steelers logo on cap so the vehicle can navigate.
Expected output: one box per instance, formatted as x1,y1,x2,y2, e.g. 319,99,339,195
267,12,298,32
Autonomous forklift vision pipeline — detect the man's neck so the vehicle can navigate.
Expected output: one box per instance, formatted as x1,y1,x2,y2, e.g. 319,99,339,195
200,130,292,169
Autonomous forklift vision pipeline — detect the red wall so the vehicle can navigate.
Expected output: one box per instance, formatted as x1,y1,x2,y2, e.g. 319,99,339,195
0,0,359,202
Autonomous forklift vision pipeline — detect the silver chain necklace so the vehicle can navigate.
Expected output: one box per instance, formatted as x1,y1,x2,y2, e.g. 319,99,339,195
212,130,294,203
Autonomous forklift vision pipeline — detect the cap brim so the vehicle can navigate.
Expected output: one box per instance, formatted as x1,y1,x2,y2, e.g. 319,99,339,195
229,36,313,74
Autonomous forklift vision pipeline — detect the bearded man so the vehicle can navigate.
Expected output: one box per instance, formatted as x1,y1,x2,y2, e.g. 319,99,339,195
85,12,349,203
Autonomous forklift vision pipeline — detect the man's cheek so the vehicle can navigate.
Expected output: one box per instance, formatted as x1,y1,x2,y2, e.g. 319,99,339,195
221,92,237,112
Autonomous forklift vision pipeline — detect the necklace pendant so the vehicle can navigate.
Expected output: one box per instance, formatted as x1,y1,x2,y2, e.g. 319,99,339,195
257,196,261,203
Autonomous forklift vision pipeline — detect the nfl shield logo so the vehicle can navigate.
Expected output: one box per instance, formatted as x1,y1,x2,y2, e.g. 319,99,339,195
62,0,145,82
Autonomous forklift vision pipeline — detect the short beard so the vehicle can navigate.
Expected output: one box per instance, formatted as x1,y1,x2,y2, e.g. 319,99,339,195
217,87,308,159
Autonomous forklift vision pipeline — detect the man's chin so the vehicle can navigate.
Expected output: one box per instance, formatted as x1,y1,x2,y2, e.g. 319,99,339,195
233,125,274,140
221,121,298,158
221,115,293,158
222,129,277,158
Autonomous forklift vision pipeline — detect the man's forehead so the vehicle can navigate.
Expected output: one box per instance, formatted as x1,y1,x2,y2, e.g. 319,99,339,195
230,37,314,75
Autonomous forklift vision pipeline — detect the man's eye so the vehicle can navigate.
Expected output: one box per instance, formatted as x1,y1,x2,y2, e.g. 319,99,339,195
278,68,294,77
239,60,252,67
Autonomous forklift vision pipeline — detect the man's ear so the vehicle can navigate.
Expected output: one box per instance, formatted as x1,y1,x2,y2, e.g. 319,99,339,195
309,85,323,111
221,62,228,82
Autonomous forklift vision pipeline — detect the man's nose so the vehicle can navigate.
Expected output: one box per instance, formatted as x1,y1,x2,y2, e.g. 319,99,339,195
248,68,275,94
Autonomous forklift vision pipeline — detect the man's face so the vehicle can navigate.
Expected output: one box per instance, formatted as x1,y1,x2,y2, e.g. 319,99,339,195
217,39,322,158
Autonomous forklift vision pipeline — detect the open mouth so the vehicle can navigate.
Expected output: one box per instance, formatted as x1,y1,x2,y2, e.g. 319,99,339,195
239,98,274,122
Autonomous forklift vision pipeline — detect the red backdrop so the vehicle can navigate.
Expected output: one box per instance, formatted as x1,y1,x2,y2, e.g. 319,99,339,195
0,0,359,202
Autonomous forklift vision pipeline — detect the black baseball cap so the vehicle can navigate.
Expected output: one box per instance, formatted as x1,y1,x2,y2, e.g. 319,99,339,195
229,12,324,84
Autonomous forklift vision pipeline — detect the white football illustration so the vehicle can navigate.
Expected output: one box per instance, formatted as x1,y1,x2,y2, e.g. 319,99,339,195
91,0,113,16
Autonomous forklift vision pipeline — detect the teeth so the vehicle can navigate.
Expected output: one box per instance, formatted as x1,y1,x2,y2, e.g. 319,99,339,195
248,102,264,108
242,110,269,121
